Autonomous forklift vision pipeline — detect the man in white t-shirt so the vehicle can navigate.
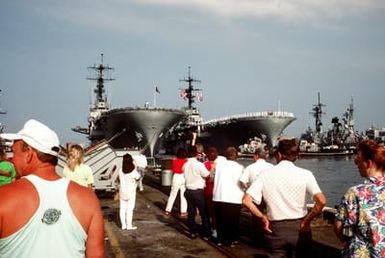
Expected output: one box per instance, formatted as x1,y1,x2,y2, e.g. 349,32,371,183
239,146,273,247
183,145,211,240
240,146,273,190
212,147,244,246
242,138,327,258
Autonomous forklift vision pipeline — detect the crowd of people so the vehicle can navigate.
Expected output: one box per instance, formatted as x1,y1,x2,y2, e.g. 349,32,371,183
1,118,385,257
164,138,385,257
163,140,327,256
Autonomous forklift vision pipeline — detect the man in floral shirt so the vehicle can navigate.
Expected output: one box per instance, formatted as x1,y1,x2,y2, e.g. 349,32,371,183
335,140,385,258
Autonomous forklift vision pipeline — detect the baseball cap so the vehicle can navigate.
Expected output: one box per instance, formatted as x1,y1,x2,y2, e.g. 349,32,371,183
0,119,60,156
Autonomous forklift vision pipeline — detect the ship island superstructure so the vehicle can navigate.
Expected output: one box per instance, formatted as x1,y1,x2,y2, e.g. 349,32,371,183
72,55,187,156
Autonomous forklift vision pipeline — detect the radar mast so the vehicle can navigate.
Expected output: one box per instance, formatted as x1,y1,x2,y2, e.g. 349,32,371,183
87,53,115,110
310,92,326,134
179,66,202,110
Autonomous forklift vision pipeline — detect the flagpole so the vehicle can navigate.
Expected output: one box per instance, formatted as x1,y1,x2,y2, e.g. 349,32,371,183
153,87,156,107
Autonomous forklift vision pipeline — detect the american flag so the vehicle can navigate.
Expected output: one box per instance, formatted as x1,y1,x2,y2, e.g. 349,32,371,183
180,90,188,100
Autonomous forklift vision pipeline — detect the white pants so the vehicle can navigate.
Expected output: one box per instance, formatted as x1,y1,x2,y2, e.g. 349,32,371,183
165,173,187,213
120,193,136,229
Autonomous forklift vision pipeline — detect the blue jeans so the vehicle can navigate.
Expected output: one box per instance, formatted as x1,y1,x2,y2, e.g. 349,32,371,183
184,189,211,237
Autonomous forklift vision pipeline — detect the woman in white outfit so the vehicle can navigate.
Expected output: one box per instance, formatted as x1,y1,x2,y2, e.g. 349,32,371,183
119,153,141,230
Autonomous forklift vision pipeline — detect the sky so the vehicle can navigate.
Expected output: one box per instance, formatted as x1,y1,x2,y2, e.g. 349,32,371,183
1,0,385,146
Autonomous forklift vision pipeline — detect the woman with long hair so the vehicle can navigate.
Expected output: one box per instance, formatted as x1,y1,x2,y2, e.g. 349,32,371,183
119,153,141,230
63,144,93,188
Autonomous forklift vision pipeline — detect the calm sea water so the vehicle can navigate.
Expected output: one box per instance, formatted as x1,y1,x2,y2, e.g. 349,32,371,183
238,156,362,208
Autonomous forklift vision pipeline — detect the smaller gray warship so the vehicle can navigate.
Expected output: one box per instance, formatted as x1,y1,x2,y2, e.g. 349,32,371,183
299,92,361,156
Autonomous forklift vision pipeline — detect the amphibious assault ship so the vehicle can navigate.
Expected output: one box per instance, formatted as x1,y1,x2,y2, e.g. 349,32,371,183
72,55,187,156
201,111,296,153
162,68,296,154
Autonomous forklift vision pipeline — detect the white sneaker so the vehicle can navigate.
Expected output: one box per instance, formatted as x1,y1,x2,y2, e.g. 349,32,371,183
121,226,127,230
126,226,137,230
211,229,217,238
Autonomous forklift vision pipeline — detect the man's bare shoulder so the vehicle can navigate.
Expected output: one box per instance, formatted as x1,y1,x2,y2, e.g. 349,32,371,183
66,181,103,233
0,178,35,197
0,179,37,213
67,181,101,208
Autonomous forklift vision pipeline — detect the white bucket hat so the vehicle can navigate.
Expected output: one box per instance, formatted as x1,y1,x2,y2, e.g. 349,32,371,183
0,119,60,156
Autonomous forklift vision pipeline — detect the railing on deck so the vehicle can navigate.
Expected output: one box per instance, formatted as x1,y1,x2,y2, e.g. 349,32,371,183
203,111,295,125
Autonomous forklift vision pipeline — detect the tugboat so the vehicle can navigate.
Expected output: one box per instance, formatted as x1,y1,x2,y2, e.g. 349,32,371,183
238,136,267,157
72,54,187,157
299,93,360,156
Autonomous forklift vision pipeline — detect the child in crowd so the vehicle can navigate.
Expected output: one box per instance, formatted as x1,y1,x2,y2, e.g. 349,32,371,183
0,148,16,185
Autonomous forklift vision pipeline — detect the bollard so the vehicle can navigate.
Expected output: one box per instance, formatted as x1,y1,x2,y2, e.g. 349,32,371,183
161,159,173,186
161,169,173,186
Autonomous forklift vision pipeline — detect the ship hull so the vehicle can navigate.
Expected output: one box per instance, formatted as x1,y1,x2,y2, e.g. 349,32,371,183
299,150,354,157
201,112,296,153
163,111,296,154
99,107,187,156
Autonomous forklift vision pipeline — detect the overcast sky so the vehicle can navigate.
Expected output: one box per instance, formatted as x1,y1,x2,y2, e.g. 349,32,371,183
1,0,385,146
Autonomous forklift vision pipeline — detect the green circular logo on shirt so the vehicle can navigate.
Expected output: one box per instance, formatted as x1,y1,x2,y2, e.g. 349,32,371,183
41,208,61,225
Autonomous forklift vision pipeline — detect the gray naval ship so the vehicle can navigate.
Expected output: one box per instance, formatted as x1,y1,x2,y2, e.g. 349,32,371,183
162,68,296,154
72,55,187,157
299,92,361,156
73,56,296,156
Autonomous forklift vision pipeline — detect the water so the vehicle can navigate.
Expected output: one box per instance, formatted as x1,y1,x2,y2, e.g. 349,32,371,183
238,156,363,208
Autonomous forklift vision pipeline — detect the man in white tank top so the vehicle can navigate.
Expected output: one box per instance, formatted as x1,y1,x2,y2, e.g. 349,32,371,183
0,119,105,258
